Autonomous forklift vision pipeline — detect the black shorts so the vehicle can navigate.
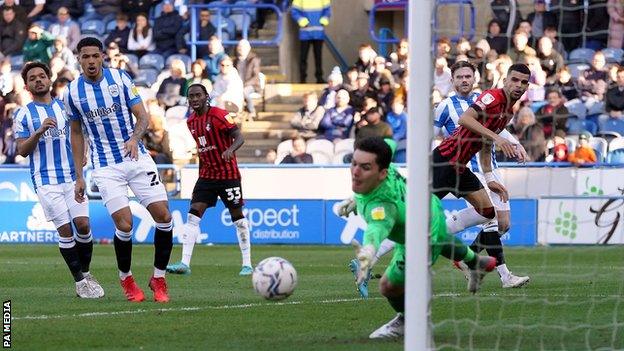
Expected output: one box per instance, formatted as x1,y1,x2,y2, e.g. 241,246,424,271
432,147,483,199
191,179,245,209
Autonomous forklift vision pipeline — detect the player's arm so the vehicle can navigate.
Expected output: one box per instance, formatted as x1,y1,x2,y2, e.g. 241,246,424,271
14,117,56,157
498,128,528,163
124,96,149,160
479,143,509,202
222,127,244,162
458,107,518,159
70,119,87,203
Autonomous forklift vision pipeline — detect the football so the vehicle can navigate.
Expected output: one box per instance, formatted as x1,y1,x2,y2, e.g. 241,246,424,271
252,257,298,301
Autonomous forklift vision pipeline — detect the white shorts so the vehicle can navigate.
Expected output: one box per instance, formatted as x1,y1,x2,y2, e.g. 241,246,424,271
92,155,168,215
37,182,89,228
468,169,510,212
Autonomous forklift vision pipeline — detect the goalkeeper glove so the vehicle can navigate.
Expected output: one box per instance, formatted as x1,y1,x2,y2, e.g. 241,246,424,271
336,196,357,217
351,239,376,285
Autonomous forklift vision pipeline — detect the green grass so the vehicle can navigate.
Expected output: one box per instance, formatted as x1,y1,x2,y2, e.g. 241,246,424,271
1,245,623,350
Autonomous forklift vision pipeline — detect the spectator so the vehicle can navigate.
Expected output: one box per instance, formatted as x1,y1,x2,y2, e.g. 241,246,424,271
319,68,344,110
291,91,325,139
537,89,569,137
349,72,372,111
433,57,452,97
45,0,84,18
51,76,69,98
455,37,472,58
394,69,408,107
544,26,567,57
355,43,376,74
204,36,226,82
48,7,80,51
153,0,187,57
156,59,187,109
385,96,407,142
485,19,508,55
196,9,216,60
23,25,54,64
265,149,277,164
143,112,172,164
20,0,45,20
183,59,212,97
388,38,408,80
556,66,580,101
291,0,331,83
280,136,313,164
0,7,27,57
586,0,609,49
1,0,28,24
234,39,261,120
470,39,490,77
369,56,396,90
0,59,13,98
537,36,565,85
605,67,624,119
508,31,537,64
552,0,584,51
527,0,557,38
508,107,547,161
578,51,609,102
489,54,513,89
525,55,547,101
122,0,158,20
319,89,354,142
490,0,521,33
105,12,130,52
355,107,393,144
92,0,121,17
552,130,569,162
568,132,597,165
518,19,537,46
49,56,74,81
109,50,139,78
608,0,624,49
376,78,394,114
211,55,245,113
343,66,359,93
48,36,77,69
127,13,155,57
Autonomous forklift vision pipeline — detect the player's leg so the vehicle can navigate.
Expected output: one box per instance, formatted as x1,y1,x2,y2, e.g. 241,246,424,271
369,245,405,339
218,180,252,275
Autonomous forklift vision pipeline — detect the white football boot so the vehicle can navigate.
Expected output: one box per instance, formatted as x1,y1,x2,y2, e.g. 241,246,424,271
84,273,105,297
75,279,101,299
369,313,405,339
501,273,530,288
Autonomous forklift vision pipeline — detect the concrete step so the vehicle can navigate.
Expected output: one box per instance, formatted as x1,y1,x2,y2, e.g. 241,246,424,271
256,112,293,122
242,138,283,147
241,120,292,129
263,103,301,113
264,83,326,100
243,128,298,140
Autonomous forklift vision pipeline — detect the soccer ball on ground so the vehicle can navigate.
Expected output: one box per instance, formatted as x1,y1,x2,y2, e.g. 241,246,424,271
252,257,298,301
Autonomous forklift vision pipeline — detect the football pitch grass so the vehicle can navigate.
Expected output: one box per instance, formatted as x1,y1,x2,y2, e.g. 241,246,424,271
1,244,623,351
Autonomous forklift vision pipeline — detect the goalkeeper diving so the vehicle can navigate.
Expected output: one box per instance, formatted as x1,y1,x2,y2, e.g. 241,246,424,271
346,137,496,339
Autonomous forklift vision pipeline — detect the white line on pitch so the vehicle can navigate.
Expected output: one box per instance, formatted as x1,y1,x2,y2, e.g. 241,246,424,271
12,297,384,321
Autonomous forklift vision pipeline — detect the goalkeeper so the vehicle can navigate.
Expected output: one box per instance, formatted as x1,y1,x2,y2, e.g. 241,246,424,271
348,137,496,339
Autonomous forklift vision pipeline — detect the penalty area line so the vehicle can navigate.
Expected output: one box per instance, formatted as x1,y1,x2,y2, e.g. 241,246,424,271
13,297,383,321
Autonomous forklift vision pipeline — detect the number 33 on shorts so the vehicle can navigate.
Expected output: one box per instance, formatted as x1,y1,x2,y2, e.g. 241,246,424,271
225,187,242,203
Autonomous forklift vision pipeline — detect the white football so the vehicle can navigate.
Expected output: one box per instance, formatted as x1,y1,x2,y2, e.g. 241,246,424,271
252,257,298,301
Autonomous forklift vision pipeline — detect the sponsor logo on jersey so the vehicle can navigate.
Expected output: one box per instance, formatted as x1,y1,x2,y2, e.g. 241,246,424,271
206,123,211,132
84,103,122,122
371,207,386,220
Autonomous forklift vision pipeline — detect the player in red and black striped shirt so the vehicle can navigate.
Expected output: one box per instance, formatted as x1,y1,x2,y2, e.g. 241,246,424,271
432,64,530,279
167,83,253,276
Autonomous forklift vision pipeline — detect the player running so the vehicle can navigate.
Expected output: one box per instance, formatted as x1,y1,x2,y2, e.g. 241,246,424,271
166,83,252,276
434,61,530,288
432,63,531,288
65,37,173,303
14,61,104,298
350,136,496,339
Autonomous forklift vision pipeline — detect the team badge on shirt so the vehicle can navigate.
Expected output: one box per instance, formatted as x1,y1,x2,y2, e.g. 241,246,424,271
108,84,120,97
206,123,211,132
481,93,495,105
371,207,386,220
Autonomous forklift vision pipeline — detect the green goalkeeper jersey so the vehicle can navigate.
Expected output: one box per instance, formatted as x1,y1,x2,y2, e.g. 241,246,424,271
355,165,406,249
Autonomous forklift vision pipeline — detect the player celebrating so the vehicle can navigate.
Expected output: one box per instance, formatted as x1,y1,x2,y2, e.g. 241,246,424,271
432,63,531,288
434,61,530,288
14,62,104,298
350,137,496,339
166,83,252,276
65,37,173,303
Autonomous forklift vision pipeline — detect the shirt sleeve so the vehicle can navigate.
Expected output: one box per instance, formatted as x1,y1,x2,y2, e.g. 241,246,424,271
120,69,142,107
12,108,30,139
471,90,500,114
361,201,397,250
214,108,238,132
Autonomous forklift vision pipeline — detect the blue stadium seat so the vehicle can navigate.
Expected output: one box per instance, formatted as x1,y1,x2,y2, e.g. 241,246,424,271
229,13,251,33
166,54,192,72
84,2,95,14
607,149,624,163
565,100,587,119
567,118,597,135
609,137,624,152
78,13,100,25
568,48,596,64
139,53,165,71
602,48,624,64
208,1,233,17
33,20,52,30
81,19,106,36
589,137,607,162
125,53,139,68
567,63,590,79
10,55,23,71
105,19,117,33
530,101,548,113
134,69,159,87
599,118,624,135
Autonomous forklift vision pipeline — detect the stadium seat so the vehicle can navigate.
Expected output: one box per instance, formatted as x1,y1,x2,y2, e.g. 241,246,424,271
105,19,117,33
566,118,597,135
81,19,106,36
602,48,624,64
168,123,196,161
595,131,621,144
332,138,354,164
229,13,251,34
136,86,156,101
166,54,192,72
10,55,23,71
394,139,407,163
139,53,165,71
207,1,233,17
568,48,596,63
165,105,189,124
306,139,334,164
78,13,100,25
608,137,624,152
567,63,590,79
599,118,624,136
607,149,624,163
33,20,51,30
565,100,586,119
134,68,159,87
125,53,139,68
530,100,548,113
565,136,577,152
275,139,293,164
84,1,95,14
589,137,608,162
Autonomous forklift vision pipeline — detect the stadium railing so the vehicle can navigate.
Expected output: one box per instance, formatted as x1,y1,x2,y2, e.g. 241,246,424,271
368,0,407,48
432,0,476,43
188,2,284,60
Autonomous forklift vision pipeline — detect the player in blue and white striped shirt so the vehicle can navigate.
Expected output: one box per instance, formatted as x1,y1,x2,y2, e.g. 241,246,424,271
65,37,173,302
13,61,104,298
433,61,530,289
